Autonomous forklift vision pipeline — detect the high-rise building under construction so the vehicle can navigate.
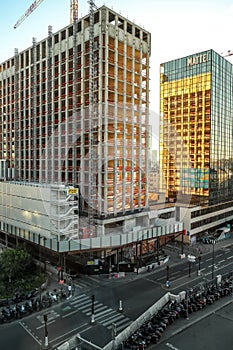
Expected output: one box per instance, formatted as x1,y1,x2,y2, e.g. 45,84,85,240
0,5,182,265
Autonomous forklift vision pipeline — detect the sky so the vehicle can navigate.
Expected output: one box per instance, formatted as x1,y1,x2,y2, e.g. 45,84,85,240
1,0,233,148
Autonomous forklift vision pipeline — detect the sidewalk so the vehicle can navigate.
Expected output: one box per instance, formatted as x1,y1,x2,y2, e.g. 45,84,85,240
155,294,233,347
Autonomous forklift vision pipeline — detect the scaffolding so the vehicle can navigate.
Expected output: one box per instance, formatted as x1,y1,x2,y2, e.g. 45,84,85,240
0,6,151,240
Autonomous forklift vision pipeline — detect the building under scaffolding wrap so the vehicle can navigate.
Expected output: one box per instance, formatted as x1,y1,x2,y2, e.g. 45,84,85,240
0,6,183,263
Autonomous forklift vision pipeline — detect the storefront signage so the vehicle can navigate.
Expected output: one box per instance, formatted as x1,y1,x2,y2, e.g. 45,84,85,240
187,52,209,67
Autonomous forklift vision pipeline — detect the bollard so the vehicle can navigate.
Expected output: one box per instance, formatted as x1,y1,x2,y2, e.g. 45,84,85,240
118,300,123,312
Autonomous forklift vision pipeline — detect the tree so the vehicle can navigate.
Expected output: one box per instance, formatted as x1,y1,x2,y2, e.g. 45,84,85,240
0,248,32,291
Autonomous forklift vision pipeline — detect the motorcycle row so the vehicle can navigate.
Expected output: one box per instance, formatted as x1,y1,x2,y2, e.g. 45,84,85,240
0,288,69,324
119,275,233,349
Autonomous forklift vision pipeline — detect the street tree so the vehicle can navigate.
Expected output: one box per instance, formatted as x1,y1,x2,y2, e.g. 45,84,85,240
0,248,32,282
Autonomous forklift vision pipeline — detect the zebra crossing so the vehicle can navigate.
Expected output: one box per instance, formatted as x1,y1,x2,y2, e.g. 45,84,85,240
73,280,93,290
69,294,132,333
72,276,97,290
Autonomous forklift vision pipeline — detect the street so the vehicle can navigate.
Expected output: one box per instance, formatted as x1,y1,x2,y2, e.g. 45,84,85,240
0,242,232,349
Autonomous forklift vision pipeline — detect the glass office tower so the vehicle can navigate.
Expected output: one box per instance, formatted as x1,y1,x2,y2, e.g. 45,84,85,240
160,49,233,206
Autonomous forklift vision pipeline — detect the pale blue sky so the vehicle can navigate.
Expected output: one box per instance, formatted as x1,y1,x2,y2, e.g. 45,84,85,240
1,0,233,147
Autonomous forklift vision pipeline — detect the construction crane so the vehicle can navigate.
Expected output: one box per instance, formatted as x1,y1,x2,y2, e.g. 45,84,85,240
221,50,233,58
14,0,78,29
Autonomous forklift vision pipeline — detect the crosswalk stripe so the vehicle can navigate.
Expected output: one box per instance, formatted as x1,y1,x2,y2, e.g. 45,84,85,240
116,320,132,332
77,302,92,310
70,297,90,306
85,305,107,316
114,316,131,325
95,309,115,320
74,282,90,289
102,313,125,326
86,306,109,316
71,294,87,302
72,298,91,305
106,318,130,330
88,306,111,318
86,309,114,316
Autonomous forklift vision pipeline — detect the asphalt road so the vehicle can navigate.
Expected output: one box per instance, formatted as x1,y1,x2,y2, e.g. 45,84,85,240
0,241,232,349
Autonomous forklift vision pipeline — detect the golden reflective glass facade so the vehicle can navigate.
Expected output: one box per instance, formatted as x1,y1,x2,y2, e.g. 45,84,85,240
160,50,233,205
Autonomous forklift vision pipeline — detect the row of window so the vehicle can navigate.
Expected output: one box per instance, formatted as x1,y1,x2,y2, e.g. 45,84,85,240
191,209,233,229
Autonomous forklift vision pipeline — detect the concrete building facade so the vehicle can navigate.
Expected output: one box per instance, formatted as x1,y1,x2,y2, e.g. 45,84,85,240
0,6,183,262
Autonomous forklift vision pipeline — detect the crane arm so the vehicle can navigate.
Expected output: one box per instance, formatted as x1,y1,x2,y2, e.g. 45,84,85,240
221,50,233,57
14,0,46,29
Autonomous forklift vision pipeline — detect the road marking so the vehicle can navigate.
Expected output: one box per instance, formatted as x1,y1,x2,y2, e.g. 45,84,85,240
95,310,116,321
88,307,110,318
36,310,60,324
62,306,72,311
227,256,233,259
112,317,132,329
218,260,225,264
157,276,165,281
36,319,56,330
216,253,223,258
64,292,132,332
85,305,108,316
73,300,92,309
102,313,126,326
19,321,41,345
172,271,181,276
50,322,89,346
62,309,80,318
166,343,180,350
71,294,87,302
206,258,212,262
